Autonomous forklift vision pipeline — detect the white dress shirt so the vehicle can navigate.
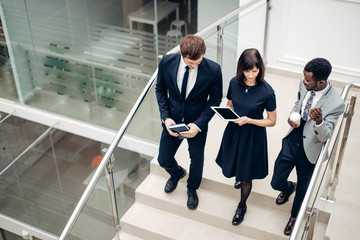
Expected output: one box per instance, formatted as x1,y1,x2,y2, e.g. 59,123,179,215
177,56,198,99
301,83,330,125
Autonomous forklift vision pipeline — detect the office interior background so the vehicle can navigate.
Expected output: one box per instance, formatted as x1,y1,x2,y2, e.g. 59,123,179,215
0,0,359,239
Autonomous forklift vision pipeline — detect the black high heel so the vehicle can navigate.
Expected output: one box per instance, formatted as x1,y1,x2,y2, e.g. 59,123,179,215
232,204,247,226
234,181,242,189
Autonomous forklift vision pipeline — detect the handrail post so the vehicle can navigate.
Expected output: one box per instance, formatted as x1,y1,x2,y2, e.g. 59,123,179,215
319,116,344,202
328,94,356,202
102,148,121,239
216,24,224,65
305,208,319,240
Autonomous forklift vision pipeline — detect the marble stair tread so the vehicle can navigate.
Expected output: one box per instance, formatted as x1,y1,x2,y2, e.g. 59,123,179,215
121,202,255,240
118,232,144,240
135,173,290,240
150,159,294,211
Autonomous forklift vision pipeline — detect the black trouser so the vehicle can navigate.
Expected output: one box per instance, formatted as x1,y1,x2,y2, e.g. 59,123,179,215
157,128,207,190
271,119,315,218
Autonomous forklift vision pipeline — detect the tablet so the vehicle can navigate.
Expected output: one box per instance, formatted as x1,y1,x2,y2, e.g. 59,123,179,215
211,106,240,121
169,123,190,133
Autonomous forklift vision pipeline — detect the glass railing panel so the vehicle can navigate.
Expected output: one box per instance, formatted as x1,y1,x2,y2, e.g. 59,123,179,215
127,84,162,143
221,2,267,89
0,114,151,238
64,172,119,240
62,144,151,240
0,114,122,236
202,29,219,64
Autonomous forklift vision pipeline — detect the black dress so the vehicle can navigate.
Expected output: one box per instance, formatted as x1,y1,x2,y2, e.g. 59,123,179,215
216,77,276,182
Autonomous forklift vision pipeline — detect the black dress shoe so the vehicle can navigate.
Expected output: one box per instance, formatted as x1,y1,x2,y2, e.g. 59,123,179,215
284,217,296,235
276,182,296,205
234,181,242,189
164,168,186,193
232,204,247,226
187,189,198,210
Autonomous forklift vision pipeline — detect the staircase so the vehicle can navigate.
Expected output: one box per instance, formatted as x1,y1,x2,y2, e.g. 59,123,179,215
119,158,328,240
118,73,332,240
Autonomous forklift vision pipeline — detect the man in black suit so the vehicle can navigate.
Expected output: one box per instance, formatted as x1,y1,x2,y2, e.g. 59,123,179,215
155,34,223,210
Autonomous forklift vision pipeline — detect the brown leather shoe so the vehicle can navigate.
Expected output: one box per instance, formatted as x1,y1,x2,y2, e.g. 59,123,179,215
276,182,296,205
284,217,296,235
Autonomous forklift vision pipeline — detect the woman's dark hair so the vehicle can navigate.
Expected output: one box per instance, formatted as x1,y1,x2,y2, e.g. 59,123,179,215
236,48,265,85
180,34,206,60
304,58,332,81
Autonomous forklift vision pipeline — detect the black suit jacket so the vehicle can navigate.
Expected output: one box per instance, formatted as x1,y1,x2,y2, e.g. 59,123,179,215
155,53,223,131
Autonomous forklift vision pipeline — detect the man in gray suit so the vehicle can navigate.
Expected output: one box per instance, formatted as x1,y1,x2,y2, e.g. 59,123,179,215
271,58,345,235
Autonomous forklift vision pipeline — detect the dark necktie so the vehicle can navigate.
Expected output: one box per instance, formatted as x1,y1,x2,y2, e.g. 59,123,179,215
181,66,189,100
302,90,315,121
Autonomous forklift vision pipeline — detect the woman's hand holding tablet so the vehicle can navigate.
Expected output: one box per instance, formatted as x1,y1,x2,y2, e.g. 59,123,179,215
211,107,240,121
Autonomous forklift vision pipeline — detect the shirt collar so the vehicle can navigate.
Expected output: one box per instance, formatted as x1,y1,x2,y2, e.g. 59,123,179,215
314,82,330,96
180,56,199,71
180,56,186,70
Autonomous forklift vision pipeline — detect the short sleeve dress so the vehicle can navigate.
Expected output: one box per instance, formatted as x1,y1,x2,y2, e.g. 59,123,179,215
215,77,276,182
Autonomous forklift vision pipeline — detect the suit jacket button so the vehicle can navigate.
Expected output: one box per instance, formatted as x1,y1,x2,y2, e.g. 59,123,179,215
303,136,306,138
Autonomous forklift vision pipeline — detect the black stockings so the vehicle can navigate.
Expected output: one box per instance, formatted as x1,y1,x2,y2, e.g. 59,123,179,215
239,181,252,207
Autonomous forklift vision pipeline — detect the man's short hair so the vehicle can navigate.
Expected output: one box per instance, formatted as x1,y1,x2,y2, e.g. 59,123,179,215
304,58,332,81
180,34,206,60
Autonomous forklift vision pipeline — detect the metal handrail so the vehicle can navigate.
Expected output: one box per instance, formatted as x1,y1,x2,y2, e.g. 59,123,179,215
290,82,360,240
58,1,268,238
58,69,158,240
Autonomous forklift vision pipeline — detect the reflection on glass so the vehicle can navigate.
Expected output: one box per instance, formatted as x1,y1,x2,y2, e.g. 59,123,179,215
0,0,198,132
0,115,151,237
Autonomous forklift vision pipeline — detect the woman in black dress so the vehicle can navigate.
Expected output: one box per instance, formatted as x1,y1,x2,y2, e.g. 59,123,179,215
216,48,277,226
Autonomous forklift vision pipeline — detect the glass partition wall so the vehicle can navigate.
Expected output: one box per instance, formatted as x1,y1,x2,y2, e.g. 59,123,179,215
0,0,197,130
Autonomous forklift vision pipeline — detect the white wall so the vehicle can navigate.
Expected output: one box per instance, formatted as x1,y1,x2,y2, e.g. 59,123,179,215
197,0,268,94
265,0,360,83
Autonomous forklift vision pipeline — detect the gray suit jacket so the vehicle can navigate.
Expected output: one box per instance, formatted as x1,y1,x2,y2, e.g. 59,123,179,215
285,81,345,164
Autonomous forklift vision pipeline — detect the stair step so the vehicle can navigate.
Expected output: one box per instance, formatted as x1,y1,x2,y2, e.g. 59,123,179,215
135,173,289,240
150,159,293,213
121,202,254,240
118,232,144,240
